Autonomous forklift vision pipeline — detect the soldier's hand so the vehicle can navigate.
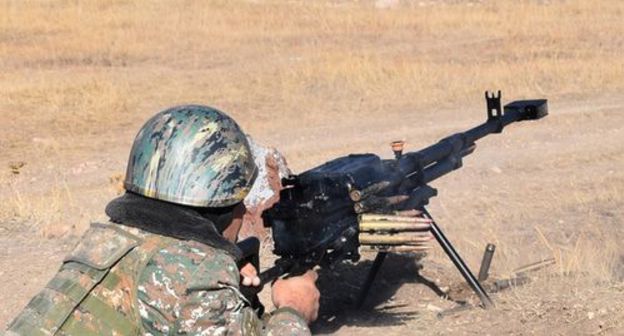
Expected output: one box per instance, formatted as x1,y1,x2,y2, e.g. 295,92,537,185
240,263,261,287
271,270,320,323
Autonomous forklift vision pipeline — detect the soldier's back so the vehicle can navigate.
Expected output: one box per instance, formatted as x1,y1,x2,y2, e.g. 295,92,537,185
5,222,243,336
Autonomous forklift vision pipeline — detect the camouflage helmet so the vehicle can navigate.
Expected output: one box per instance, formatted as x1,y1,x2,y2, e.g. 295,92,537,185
124,105,257,207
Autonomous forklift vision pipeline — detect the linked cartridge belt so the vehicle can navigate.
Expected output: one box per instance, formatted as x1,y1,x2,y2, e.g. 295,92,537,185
359,233,432,245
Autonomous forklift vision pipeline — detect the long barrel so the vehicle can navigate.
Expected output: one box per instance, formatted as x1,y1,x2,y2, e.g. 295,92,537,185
399,99,547,183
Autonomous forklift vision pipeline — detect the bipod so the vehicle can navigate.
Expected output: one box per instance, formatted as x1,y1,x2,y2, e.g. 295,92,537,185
356,207,493,309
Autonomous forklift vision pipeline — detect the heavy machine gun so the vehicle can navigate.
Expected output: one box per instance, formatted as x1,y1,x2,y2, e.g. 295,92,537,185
253,92,547,309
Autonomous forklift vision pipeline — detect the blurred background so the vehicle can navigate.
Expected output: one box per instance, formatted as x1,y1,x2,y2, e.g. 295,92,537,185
1,1,623,334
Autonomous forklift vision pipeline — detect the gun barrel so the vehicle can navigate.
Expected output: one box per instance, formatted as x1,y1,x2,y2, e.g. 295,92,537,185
399,99,548,176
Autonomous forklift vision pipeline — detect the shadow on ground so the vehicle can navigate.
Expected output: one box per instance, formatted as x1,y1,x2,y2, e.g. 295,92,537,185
311,253,451,334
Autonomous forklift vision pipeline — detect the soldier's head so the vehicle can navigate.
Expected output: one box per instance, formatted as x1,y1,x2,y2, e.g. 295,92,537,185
124,105,257,238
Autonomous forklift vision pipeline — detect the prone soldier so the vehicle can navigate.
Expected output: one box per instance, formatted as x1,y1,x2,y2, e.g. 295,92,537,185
5,105,319,335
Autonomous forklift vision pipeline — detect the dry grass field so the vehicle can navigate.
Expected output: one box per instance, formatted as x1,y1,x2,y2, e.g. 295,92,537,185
1,0,624,334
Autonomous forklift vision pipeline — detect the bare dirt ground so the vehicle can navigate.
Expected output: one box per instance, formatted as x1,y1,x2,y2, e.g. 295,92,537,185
2,1,624,335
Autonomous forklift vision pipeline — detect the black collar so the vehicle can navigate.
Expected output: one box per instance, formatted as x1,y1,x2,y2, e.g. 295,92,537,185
105,192,242,260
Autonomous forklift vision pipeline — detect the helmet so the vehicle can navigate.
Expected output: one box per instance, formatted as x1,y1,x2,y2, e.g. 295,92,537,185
124,105,257,207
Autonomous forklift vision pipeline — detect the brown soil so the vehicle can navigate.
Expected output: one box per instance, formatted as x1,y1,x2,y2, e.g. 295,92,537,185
2,97,624,335
2,1,624,334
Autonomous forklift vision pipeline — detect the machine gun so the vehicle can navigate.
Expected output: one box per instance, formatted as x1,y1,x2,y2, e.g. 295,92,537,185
254,92,547,309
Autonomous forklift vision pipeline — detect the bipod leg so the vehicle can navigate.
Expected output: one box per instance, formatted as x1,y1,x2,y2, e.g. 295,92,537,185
356,252,387,308
421,208,494,309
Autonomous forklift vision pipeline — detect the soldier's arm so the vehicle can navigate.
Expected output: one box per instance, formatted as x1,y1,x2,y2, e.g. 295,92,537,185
173,287,310,335
264,307,311,335
170,249,311,335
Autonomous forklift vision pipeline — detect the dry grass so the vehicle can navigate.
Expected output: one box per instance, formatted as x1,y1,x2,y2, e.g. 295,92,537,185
1,1,624,332
429,169,624,285
1,0,622,264
5,176,73,237
2,1,623,138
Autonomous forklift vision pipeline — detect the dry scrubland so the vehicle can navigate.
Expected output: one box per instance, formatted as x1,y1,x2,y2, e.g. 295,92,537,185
1,0,624,334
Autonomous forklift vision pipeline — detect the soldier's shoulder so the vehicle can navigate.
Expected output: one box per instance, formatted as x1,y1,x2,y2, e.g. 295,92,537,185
143,239,239,290
65,222,143,270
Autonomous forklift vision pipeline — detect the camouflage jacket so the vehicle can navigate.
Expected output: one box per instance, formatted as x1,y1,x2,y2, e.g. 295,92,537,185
6,222,310,336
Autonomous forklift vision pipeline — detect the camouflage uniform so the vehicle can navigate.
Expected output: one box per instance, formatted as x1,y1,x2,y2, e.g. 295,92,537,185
6,223,310,335
6,105,312,335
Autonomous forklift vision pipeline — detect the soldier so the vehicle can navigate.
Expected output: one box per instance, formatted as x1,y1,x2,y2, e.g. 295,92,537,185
6,105,319,335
